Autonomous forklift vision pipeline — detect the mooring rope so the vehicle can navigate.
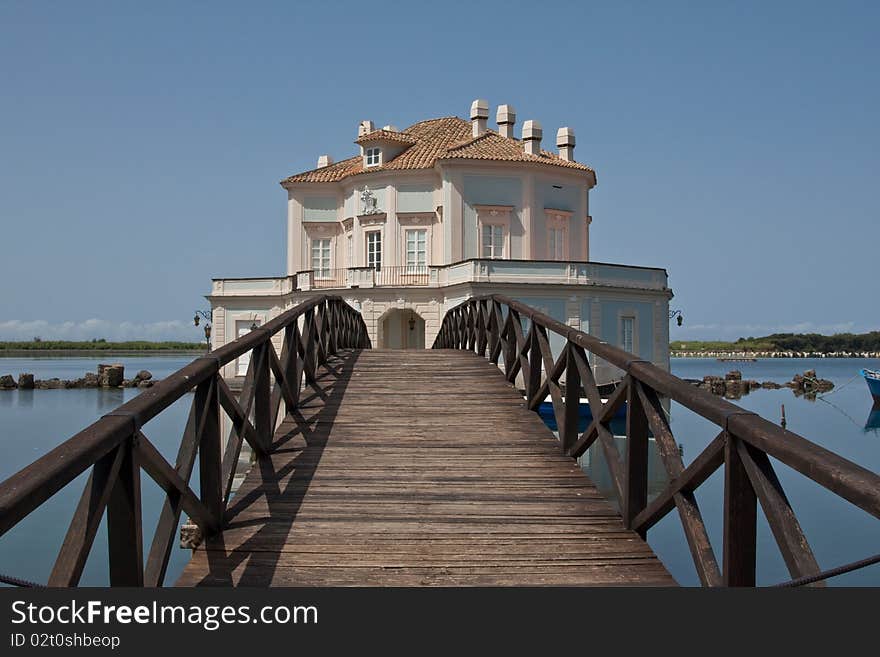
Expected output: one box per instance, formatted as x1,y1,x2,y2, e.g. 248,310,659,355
0,571,43,588
771,552,880,587
817,373,861,399
817,396,863,431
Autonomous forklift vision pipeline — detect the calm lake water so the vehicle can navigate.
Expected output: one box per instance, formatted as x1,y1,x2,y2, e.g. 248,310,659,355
0,356,197,587
581,357,880,586
0,355,878,586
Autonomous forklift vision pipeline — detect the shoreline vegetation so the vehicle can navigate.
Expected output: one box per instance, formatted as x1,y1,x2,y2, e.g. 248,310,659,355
671,331,880,358
0,339,205,356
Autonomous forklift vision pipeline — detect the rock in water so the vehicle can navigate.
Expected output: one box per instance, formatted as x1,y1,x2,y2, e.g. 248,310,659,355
98,363,124,387
135,370,153,381
0,374,17,389
18,373,35,390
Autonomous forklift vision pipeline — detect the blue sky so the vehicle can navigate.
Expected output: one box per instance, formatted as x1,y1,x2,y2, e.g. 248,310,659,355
1,1,877,341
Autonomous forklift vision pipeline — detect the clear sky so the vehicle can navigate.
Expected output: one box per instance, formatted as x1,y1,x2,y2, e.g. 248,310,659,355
1,1,877,342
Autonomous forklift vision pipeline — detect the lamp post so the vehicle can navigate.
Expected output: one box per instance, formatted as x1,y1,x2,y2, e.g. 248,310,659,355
669,309,684,327
193,310,212,350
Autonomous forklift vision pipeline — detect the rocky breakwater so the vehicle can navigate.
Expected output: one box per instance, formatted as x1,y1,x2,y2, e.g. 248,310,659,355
788,369,834,399
0,364,157,390
696,369,833,400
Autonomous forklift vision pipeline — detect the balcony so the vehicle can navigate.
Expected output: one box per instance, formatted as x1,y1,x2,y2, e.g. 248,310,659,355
306,266,434,289
210,276,295,296
210,261,667,298
292,260,668,292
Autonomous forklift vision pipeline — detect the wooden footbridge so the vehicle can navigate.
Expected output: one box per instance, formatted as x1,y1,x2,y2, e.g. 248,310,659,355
1,296,879,587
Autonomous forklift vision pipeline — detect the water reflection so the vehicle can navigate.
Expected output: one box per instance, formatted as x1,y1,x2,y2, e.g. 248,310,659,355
16,390,34,408
865,407,880,435
540,413,674,511
578,418,672,511
96,387,125,411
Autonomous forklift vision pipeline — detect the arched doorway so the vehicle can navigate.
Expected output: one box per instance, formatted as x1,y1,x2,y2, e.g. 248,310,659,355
380,309,426,349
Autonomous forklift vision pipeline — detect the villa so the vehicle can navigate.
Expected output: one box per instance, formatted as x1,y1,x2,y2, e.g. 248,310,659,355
207,99,673,384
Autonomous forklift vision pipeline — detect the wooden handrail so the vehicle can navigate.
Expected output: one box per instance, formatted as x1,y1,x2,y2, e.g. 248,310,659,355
0,295,370,586
434,294,880,586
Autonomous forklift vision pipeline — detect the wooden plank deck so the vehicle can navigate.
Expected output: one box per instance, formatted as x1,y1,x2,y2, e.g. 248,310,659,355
176,349,675,586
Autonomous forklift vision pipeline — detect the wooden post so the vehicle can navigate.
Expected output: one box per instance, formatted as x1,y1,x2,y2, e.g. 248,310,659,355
623,381,649,536
196,377,223,526
285,324,300,412
106,436,143,586
303,309,317,384
723,433,758,586
481,299,490,357
527,327,541,404
487,300,499,362
562,344,581,455
253,343,272,451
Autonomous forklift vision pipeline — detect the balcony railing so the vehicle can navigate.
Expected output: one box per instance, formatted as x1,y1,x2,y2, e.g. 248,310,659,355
218,260,669,295
299,266,436,290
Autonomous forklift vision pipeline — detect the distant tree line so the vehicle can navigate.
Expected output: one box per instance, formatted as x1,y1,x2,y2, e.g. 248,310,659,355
0,340,205,351
671,331,880,353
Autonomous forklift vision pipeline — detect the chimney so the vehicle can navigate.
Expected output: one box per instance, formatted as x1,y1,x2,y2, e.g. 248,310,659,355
470,99,489,137
556,127,576,161
496,104,516,139
358,120,374,137
382,124,398,132
317,154,333,169
522,119,542,156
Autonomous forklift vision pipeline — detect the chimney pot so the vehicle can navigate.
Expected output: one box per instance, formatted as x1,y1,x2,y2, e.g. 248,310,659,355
496,104,516,139
522,119,543,156
358,120,374,137
317,154,333,168
470,99,489,137
556,127,576,161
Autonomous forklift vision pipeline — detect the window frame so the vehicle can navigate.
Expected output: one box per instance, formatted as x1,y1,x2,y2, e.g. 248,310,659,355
545,209,572,261
481,223,505,259
474,205,513,261
310,237,332,279
620,315,636,355
366,230,382,270
548,226,566,260
404,228,428,271
365,147,381,167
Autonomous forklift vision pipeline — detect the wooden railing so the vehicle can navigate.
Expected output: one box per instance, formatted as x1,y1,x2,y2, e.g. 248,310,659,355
433,294,880,586
0,296,370,587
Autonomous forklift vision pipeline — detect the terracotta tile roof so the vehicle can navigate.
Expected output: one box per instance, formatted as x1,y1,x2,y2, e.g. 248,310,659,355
281,116,595,185
354,129,417,146
441,131,594,172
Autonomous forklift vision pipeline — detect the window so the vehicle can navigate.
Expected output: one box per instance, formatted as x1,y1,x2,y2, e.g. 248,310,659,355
347,234,353,266
548,227,565,260
365,147,381,166
405,229,427,270
366,231,382,269
311,238,331,278
621,316,635,354
482,224,504,258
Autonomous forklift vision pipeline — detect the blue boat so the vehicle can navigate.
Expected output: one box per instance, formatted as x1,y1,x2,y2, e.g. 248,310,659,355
861,369,880,403
865,408,880,433
537,394,627,433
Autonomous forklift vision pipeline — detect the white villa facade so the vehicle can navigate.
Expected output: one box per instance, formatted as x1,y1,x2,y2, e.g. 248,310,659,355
207,100,673,384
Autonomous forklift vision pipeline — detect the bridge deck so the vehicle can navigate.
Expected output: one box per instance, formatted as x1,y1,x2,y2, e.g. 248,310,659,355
176,349,675,586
